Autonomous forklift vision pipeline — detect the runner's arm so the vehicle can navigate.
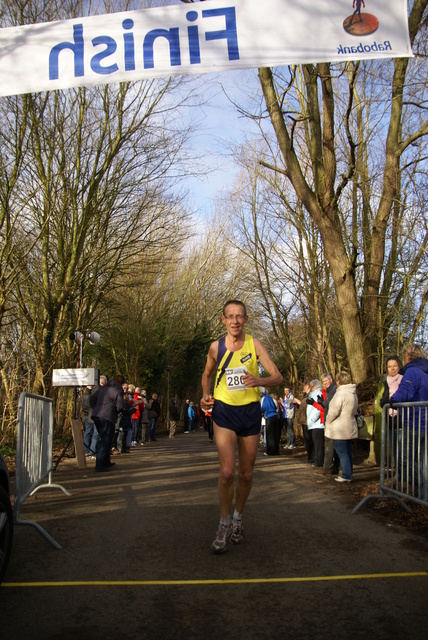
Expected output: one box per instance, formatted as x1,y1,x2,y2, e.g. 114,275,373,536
200,341,218,410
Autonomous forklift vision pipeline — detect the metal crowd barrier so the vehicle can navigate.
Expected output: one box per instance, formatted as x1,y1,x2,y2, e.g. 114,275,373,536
14,392,71,549
353,401,428,514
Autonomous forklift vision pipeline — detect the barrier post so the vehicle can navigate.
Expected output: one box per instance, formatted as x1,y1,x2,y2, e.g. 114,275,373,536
14,392,71,549
353,402,428,514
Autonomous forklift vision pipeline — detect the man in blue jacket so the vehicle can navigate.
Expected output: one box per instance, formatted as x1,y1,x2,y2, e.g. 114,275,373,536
260,387,280,455
390,344,428,500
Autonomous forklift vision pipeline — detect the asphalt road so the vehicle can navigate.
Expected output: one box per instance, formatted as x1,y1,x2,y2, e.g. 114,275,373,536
1,430,427,640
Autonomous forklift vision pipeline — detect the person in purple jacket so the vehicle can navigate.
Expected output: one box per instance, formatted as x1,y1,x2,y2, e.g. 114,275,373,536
390,344,428,500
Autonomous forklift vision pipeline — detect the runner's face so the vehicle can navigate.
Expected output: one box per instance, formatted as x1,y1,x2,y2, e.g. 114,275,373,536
221,304,247,337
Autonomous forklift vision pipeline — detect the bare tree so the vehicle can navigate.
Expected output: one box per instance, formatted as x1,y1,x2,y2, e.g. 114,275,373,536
255,1,428,383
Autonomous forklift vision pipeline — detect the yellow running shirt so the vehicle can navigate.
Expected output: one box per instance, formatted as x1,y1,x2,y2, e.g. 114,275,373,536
213,334,261,406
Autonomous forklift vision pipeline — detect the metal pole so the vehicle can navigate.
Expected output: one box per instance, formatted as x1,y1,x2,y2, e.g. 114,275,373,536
166,367,170,432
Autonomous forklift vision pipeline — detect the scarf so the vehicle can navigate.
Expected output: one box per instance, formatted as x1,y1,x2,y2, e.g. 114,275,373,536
387,373,403,416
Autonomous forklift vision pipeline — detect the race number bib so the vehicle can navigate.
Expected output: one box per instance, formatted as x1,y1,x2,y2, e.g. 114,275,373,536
225,367,247,391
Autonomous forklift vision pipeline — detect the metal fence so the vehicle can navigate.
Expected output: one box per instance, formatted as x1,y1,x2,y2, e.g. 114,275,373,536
14,392,71,549
353,401,428,514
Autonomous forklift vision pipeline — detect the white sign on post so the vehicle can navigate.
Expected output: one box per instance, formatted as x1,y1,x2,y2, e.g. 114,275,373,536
52,368,100,387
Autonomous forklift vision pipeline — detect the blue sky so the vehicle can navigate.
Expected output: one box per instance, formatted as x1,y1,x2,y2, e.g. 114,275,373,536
183,68,258,218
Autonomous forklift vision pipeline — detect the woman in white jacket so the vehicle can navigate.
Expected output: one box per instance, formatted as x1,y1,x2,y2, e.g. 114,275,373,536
324,371,358,483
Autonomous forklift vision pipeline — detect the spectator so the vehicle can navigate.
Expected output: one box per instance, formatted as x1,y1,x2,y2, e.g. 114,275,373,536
140,390,150,444
112,381,129,451
282,387,296,449
379,355,403,413
183,399,190,433
390,344,428,500
90,375,125,472
117,393,136,454
260,387,280,455
131,387,143,447
204,399,214,443
306,380,325,469
187,401,197,432
147,393,160,442
324,371,358,483
293,380,313,463
169,397,179,439
82,385,99,458
315,373,339,476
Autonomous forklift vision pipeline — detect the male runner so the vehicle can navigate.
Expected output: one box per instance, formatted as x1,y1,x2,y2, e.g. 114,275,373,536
200,300,283,553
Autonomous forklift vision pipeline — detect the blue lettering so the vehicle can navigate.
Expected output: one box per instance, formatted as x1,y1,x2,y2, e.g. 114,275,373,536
123,19,135,71
49,23,84,80
337,41,392,55
90,36,118,75
186,11,201,65
143,28,181,69
202,7,239,61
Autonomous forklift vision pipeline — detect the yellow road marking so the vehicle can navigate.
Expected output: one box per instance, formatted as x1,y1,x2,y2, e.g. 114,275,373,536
2,572,427,588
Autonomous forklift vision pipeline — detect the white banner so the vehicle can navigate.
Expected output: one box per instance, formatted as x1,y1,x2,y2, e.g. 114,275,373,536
0,0,412,97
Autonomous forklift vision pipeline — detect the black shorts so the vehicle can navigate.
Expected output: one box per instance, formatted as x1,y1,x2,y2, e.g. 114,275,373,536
212,400,262,437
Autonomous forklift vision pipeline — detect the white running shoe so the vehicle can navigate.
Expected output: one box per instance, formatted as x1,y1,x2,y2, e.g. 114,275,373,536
230,517,244,545
211,520,231,554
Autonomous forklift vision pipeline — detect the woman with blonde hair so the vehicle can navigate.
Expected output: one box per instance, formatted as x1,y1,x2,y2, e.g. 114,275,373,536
324,371,358,483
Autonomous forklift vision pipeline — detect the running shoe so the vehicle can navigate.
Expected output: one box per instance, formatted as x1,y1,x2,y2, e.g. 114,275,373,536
230,517,244,544
211,520,231,554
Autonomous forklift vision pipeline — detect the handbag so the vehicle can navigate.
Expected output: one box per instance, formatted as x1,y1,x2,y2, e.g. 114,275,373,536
356,408,366,430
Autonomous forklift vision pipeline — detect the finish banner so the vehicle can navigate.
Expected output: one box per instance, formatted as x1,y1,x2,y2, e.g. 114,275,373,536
0,0,412,97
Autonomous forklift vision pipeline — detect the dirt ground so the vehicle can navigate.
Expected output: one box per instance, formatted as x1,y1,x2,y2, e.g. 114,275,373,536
1,429,427,640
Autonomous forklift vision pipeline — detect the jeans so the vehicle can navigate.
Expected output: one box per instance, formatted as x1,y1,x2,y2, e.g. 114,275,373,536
334,439,353,480
147,417,159,441
131,418,140,442
83,416,100,455
284,418,296,446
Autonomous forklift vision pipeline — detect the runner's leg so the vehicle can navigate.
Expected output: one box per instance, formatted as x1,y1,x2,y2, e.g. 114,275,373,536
235,433,260,513
213,422,237,518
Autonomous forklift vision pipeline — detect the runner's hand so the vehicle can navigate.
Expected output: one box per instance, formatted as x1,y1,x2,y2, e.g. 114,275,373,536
200,394,215,411
242,371,259,388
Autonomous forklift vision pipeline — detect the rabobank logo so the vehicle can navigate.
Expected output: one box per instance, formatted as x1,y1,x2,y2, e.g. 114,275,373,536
343,0,379,36
337,0,389,56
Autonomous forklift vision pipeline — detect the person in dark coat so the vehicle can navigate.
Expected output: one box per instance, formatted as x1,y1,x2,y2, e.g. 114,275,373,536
90,375,124,472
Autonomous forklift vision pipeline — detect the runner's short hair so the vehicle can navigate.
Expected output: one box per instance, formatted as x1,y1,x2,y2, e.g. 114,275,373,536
223,300,247,316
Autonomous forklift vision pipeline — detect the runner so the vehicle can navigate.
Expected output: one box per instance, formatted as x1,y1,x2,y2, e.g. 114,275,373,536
200,300,283,553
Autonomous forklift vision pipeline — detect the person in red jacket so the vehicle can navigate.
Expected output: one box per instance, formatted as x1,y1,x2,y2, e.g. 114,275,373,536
131,387,144,446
